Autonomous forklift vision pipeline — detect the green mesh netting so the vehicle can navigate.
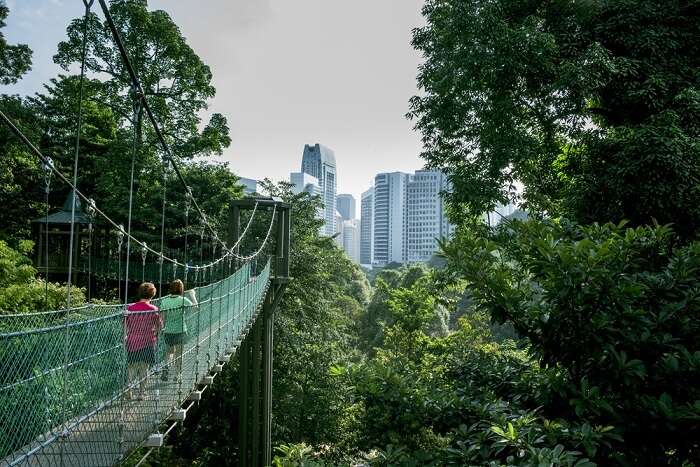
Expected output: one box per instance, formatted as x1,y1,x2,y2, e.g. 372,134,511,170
0,258,270,467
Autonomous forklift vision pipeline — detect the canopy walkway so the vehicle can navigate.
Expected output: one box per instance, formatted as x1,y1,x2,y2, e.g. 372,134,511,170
1,260,271,467
0,1,293,465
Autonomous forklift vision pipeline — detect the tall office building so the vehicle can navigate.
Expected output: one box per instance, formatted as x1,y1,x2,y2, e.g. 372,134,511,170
290,172,324,228
360,188,374,265
368,170,453,266
334,210,344,246
301,144,337,236
290,172,321,197
342,219,361,263
336,194,356,221
406,170,452,262
372,172,410,265
238,177,258,195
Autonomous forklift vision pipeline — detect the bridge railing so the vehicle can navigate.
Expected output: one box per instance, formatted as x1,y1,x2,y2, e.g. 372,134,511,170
0,258,271,467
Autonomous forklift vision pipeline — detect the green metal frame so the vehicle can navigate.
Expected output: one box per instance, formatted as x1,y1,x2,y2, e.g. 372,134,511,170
231,197,291,467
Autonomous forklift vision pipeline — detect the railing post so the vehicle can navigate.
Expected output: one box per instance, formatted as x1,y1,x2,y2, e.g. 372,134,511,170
251,318,262,467
262,288,274,466
238,337,249,467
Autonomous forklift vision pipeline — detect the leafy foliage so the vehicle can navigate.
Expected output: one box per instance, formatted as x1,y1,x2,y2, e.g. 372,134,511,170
0,1,31,85
409,0,700,237
54,0,230,159
442,220,700,464
0,240,85,313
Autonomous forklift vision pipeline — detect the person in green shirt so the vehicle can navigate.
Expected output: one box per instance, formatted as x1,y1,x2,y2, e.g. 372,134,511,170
159,279,193,381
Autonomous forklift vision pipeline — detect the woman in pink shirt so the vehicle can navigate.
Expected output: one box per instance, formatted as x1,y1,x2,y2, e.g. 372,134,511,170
125,282,162,400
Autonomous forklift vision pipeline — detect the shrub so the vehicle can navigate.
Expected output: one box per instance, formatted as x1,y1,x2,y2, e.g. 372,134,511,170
443,220,700,464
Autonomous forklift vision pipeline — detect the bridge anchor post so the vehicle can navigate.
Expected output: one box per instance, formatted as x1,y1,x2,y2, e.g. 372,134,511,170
231,196,290,467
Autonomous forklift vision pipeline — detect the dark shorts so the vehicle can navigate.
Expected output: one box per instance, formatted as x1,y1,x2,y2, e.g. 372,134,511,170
164,333,186,346
127,346,156,365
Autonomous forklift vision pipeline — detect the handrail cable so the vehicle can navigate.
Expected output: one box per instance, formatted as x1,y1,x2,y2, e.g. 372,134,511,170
0,108,260,272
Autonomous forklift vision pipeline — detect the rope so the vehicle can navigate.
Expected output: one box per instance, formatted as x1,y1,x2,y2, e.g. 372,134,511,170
95,0,233,258
123,91,142,303
41,157,53,309
61,3,93,463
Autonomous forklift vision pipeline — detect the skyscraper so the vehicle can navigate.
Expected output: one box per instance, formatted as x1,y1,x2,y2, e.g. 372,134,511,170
238,177,258,195
290,172,322,197
336,194,356,221
301,144,337,237
360,188,374,265
290,172,324,230
406,170,452,262
367,170,452,266
372,172,410,265
342,219,361,263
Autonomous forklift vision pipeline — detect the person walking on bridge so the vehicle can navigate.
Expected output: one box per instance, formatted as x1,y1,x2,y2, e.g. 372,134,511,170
159,279,193,381
125,282,162,400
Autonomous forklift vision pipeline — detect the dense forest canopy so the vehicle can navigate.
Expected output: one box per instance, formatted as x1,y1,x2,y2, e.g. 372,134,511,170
1,1,698,466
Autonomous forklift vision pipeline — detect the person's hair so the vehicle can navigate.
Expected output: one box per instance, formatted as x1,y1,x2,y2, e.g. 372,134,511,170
169,279,184,296
138,282,157,300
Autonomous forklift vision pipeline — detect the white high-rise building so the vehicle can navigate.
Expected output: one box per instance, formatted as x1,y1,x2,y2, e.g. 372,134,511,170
360,188,374,265
368,170,453,266
336,194,356,221
290,172,324,226
301,144,337,236
239,177,258,195
372,172,410,265
290,172,321,196
406,170,452,262
342,219,361,263
334,211,344,247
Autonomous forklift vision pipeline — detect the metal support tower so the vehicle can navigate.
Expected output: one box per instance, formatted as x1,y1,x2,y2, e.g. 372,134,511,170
230,197,291,467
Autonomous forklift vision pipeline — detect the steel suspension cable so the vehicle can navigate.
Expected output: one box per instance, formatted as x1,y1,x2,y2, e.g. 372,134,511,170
123,94,142,303
157,159,168,297
233,205,277,261
65,0,94,311
62,3,93,464
95,0,233,257
1,104,264,278
0,108,233,272
42,158,53,309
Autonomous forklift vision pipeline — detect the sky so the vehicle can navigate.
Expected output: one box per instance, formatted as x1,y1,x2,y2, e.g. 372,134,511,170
3,0,427,204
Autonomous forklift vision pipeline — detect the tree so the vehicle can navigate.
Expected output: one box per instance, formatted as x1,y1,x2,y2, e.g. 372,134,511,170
0,240,85,313
54,0,230,159
410,0,700,237
0,2,37,244
0,95,45,245
152,182,370,465
442,219,700,464
0,0,31,85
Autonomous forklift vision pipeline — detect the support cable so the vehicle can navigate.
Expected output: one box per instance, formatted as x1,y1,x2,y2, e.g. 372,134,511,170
123,92,141,303
157,158,168,297
65,0,94,310
61,3,93,463
96,0,233,257
232,205,277,261
0,107,245,272
41,157,53,309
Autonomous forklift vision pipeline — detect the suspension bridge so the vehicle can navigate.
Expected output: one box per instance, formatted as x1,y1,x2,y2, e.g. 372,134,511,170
1,1,292,466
